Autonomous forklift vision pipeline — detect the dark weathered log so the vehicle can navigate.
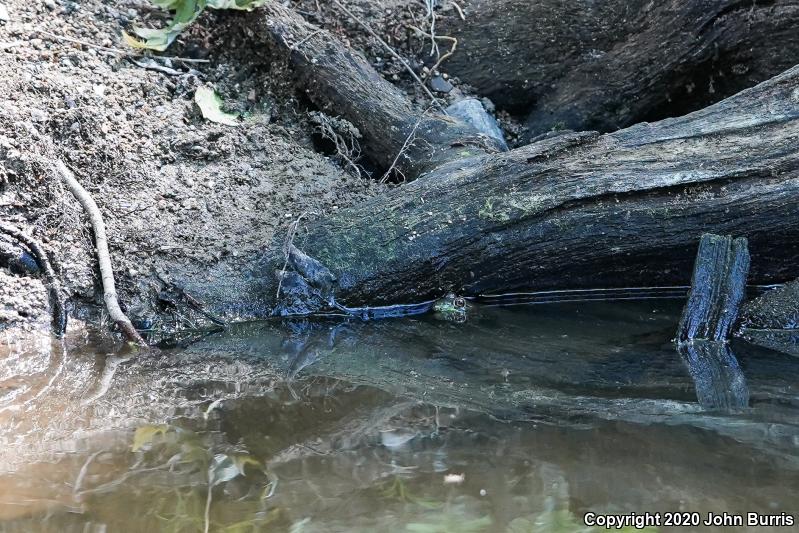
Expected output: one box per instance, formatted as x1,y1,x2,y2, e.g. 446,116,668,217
260,4,505,181
246,64,799,311
432,0,799,136
678,234,749,343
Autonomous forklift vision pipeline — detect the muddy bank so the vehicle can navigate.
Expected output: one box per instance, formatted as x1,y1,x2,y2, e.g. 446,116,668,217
0,0,386,335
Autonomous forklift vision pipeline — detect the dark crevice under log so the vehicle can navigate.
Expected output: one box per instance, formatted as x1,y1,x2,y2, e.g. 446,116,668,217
241,64,799,311
433,0,799,137
259,4,505,181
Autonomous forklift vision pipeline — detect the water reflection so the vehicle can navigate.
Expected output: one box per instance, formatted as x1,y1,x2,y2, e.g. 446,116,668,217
678,341,749,410
0,302,798,531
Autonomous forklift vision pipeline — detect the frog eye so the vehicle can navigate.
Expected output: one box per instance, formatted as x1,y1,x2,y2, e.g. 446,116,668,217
454,297,466,308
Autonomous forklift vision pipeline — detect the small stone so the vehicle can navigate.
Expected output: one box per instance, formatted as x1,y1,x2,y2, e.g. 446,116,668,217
69,122,80,132
429,75,453,93
44,0,56,11
0,3,8,21
30,109,47,122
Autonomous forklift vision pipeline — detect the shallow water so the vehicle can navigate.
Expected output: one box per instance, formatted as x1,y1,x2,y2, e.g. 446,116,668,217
1,301,798,532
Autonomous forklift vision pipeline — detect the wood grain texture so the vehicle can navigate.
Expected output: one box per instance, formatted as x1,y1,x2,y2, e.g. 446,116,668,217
267,64,799,308
432,0,799,136
260,4,505,181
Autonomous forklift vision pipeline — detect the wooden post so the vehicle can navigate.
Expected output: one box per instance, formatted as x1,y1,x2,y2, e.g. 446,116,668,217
677,234,750,343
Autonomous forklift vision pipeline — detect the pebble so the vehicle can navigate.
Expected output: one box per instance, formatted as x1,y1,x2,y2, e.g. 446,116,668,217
0,3,9,21
44,0,56,11
30,109,47,122
429,75,453,93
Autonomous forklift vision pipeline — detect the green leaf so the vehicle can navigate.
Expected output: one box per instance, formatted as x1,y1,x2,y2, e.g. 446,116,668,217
195,86,239,126
126,0,268,51
132,424,170,451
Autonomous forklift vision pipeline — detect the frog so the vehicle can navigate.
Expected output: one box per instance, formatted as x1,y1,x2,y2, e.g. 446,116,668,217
432,293,471,323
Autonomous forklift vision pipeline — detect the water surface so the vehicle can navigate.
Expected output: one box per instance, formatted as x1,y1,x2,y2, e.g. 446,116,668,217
1,301,797,532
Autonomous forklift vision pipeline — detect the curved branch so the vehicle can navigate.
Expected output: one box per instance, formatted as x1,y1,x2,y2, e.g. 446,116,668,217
0,223,67,335
55,160,146,345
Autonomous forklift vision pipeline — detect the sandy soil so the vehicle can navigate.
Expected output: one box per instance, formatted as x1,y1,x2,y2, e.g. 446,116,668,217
0,0,401,334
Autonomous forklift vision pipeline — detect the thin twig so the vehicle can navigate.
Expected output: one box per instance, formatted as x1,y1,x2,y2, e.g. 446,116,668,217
276,212,311,299
34,29,210,64
424,0,438,57
330,0,445,113
55,160,147,346
408,25,457,76
290,29,323,51
450,0,466,20
381,107,432,183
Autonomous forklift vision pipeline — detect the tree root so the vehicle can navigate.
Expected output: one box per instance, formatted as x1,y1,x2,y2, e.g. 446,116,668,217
55,160,147,346
0,222,67,336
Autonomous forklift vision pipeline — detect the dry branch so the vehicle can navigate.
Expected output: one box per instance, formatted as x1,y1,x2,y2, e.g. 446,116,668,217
55,161,146,345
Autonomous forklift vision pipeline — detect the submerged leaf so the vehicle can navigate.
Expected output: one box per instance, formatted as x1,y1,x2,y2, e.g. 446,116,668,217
195,86,239,126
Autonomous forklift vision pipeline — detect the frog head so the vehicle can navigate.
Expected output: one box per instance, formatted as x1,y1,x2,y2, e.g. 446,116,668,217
432,294,470,323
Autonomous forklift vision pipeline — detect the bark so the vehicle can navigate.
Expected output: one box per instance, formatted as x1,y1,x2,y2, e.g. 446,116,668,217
432,0,799,136
677,234,749,343
259,4,505,181
257,63,799,310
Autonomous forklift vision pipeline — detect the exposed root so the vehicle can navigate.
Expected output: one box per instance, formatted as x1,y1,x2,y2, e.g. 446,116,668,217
0,223,67,336
276,212,313,300
309,112,365,178
54,160,147,346
34,28,210,64
408,25,457,77
423,0,439,57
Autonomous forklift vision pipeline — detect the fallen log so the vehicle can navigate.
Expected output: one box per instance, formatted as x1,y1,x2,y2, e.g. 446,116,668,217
243,64,799,312
432,0,799,136
260,4,505,181
677,234,749,343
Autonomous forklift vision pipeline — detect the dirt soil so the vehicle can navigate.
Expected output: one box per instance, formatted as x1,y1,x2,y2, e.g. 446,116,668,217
0,0,454,336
